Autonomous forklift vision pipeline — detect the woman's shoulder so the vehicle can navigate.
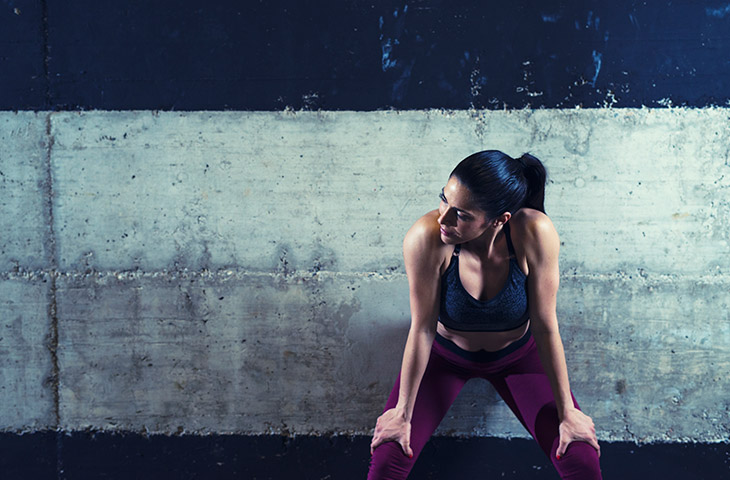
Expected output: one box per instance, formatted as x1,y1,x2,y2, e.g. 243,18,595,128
403,210,449,259
404,210,441,245
509,208,560,271
511,208,556,238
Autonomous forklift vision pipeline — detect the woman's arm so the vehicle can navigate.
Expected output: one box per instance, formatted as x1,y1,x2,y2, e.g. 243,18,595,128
370,214,443,457
521,213,601,459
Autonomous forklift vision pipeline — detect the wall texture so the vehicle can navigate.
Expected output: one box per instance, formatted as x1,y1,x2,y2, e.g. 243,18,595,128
1,109,729,444
2,2,730,477
3,1,730,110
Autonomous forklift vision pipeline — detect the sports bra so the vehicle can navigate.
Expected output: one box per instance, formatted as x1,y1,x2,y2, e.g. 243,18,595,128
438,222,529,332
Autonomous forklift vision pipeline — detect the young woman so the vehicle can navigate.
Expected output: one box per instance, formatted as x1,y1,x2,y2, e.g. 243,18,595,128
368,151,602,479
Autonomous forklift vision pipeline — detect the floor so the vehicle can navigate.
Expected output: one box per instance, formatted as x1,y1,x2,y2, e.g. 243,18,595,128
1,432,727,479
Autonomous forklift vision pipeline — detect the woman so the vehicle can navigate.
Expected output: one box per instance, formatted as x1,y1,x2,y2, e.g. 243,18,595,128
368,151,602,479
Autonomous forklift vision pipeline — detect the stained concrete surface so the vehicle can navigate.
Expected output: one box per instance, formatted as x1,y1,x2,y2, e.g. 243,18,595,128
0,432,727,480
1,110,729,449
6,1,730,109
0,112,51,271
0,277,55,430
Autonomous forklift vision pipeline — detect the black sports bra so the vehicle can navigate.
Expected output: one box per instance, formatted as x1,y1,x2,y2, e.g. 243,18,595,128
438,222,529,332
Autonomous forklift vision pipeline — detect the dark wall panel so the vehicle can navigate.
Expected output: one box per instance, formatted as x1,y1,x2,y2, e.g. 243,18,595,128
0,1,46,109
1,432,728,479
2,1,730,110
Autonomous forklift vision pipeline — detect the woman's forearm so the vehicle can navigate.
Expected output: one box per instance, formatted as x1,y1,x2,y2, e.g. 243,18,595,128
532,328,575,420
395,327,436,421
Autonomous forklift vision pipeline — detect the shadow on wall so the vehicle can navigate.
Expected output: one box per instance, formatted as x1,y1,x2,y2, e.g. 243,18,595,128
343,310,411,416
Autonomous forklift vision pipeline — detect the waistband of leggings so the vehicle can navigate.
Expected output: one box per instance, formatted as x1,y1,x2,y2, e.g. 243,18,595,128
434,329,532,362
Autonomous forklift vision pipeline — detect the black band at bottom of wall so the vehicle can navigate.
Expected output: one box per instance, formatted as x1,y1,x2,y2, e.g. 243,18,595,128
1,432,727,479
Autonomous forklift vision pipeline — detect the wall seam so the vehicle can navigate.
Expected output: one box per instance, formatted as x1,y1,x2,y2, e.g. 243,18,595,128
42,112,62,478
41,0,51,108
3,270,726,283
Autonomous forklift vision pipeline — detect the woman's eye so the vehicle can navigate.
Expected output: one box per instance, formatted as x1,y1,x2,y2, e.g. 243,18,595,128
439,192,469,221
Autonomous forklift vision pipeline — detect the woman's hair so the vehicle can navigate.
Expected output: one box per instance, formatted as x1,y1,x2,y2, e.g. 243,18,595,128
449,150,547,219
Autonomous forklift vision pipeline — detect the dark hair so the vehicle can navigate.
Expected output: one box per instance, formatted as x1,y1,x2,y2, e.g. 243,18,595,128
449,150,547,219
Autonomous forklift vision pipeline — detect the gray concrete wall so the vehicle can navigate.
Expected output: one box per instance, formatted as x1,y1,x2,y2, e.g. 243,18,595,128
1,109,728,443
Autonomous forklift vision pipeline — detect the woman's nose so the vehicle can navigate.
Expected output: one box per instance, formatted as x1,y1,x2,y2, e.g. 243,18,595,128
438,207,456,226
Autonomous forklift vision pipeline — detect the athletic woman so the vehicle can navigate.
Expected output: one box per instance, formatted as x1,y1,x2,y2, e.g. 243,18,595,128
368,150,602,479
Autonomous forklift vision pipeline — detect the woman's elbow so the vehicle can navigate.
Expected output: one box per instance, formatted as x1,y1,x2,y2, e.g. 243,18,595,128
409,320,437,338
529,314,560,336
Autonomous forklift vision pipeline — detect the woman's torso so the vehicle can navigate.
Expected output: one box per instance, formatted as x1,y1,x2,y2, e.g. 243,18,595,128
432,210,532,352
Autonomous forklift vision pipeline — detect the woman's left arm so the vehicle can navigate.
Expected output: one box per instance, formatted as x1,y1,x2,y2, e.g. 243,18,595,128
522,214,600,460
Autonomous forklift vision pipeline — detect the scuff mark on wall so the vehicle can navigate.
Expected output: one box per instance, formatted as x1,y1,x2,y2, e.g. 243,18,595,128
541,13,561,23
380,37,397,72
628,12,640,29
586,10,600,30
590,50,603,87
378,5,408,72
378,4,414,104
516,60,543,100
706,4,730,18
391,59,414,104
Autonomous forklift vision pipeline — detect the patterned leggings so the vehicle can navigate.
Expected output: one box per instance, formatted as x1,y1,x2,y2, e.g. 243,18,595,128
368,331,602,479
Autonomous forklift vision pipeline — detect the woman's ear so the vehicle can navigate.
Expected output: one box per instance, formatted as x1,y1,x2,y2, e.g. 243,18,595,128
493,212,511,228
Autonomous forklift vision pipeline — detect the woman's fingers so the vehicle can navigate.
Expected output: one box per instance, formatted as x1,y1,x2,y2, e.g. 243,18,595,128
370,409,413,458
556,435,570,459
556,410,601,460
401,438,413,458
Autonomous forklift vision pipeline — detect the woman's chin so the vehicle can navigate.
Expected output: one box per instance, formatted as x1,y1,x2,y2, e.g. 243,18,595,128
440,230,459,244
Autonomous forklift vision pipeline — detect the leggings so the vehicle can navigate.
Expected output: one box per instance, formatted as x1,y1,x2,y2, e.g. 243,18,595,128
367,331,602,479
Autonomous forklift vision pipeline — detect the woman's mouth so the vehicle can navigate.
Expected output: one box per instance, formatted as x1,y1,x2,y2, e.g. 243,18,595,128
440,227,454,237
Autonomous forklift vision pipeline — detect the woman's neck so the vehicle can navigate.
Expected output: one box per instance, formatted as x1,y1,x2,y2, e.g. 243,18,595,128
463,224,505,260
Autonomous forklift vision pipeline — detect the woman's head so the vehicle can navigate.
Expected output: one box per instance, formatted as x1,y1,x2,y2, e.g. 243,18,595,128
449,150,547,220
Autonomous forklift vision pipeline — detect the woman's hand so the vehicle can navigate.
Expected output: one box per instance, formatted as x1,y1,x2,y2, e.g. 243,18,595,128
370,407,414,458
557,408,601,459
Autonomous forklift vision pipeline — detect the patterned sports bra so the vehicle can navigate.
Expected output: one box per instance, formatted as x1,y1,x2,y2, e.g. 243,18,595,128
438,222,529,332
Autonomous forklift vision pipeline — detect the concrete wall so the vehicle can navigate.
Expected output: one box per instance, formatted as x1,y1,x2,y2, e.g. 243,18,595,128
1,109,728,443
4,1,730,110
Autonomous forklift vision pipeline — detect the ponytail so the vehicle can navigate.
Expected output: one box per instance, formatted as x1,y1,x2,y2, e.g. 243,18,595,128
450,150,548,219
516,153,547,214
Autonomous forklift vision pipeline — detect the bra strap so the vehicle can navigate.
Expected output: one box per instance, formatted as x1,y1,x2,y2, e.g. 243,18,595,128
503,222,516,257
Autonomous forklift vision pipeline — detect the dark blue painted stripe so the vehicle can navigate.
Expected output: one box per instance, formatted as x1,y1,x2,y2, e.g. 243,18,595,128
0,1,46,108
2,1,730,110
0,432,727,479
2,0,730,110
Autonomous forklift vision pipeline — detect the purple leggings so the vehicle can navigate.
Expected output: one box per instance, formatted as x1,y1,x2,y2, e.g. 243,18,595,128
368,331,602,479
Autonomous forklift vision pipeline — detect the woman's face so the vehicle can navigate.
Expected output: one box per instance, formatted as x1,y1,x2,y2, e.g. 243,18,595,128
437,176,490,244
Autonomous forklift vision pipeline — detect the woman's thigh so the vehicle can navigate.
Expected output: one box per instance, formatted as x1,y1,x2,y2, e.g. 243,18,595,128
487,343,602,479
368,347,469,480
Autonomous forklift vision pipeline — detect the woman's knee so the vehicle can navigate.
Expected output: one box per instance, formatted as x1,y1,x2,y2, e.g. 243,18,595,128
554,442,602,480
367,441,416,480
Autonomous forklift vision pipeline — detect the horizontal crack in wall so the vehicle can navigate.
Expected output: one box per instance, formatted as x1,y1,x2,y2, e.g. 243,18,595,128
2,269,728,284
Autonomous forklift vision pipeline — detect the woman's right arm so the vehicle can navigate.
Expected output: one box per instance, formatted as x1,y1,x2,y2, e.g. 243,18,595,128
370,215,443,457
